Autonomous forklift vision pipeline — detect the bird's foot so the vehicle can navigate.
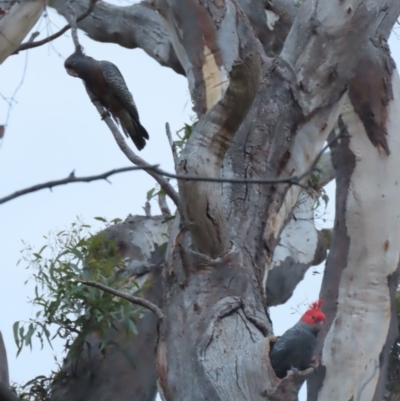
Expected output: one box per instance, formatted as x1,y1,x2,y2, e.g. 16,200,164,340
310,356,319,373
100,111,111,120
289,366,300,377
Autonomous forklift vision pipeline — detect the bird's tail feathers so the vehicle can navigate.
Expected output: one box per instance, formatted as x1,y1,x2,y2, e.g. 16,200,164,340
132,118,149,140
130,131,146,151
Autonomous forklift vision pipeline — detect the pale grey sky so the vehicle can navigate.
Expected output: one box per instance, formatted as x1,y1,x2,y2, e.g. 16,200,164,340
1,5,399,400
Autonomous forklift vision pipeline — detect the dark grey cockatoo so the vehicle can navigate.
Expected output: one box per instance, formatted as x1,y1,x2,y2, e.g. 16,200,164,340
270,300,326,379
64,51,149,151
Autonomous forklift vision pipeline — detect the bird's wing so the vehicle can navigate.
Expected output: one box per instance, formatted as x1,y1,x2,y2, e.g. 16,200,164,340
100,60,140,121
270,325,316,376
270,326,300,364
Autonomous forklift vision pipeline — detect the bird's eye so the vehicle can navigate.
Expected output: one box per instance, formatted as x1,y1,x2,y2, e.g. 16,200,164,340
312,315,315,320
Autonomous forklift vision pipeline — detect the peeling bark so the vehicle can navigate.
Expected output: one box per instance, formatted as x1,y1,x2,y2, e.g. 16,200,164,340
308,44,400,401
177,54,261,257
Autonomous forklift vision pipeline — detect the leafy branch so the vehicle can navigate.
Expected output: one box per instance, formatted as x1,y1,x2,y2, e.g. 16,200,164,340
13,218,143,358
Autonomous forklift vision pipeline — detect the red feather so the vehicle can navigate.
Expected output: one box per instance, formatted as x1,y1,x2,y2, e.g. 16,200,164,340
309,299,324,311
300,299,326,324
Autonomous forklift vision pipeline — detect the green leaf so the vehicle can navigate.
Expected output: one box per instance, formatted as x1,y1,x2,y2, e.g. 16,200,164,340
146,188,155,201
69,247,84,260
13,321,20,347
25,324,36,349
94,217,107,222
127,318,137,335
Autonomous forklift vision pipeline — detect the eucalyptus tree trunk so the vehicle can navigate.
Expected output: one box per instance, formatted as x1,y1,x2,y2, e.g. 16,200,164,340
49,1,400,401
0,0,44,64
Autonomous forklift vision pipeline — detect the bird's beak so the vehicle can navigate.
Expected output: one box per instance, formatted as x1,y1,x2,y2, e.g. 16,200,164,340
66,68,79,77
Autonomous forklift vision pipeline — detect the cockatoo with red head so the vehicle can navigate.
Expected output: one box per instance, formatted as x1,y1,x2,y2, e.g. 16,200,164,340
269,300,326,379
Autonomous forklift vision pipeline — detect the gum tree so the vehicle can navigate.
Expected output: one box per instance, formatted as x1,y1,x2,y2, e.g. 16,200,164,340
2,1,400,401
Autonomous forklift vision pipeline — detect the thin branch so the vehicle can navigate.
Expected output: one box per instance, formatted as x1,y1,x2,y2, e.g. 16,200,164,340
143,201,151,217
85,87,182,211
144,133,344,187
67,0,82,51
158,191,171,217
165,122,178,167
150,166,308,186
78,280,164,319
0,166,158,205
1,135,341,207
15,0,98,53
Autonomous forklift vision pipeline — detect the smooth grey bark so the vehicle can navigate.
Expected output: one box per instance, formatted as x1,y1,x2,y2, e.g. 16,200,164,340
0,0,44,64
52,0,184,75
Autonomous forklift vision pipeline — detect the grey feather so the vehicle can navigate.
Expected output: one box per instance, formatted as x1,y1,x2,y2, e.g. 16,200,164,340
100,60,140,122
270,322,317,378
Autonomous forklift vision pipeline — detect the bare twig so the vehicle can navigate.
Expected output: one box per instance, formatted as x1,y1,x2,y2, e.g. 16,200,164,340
26,31,40,44
165,122,178,167
16,0,98,53
144,133,343,187
150,166,308,186
78,280,164,319
1,136,340,206
66,0,82,51
0,166,158,205
143,201,151,217
158,191,171,217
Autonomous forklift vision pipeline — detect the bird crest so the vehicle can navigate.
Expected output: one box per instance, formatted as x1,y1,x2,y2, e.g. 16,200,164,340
300,299,326,324
309,299,324,311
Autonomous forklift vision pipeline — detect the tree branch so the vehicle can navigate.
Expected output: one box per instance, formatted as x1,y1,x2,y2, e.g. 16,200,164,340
15,0,98,53
50,0,184,75
158,191,171,218
78,280,164,320
151,137,339,187
0,166,157,205
177,53,262,257
66,0,81,51
165,122,178,168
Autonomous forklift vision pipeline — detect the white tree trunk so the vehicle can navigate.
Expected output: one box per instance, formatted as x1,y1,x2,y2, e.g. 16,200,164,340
315,71,400,401
0,0,44,64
